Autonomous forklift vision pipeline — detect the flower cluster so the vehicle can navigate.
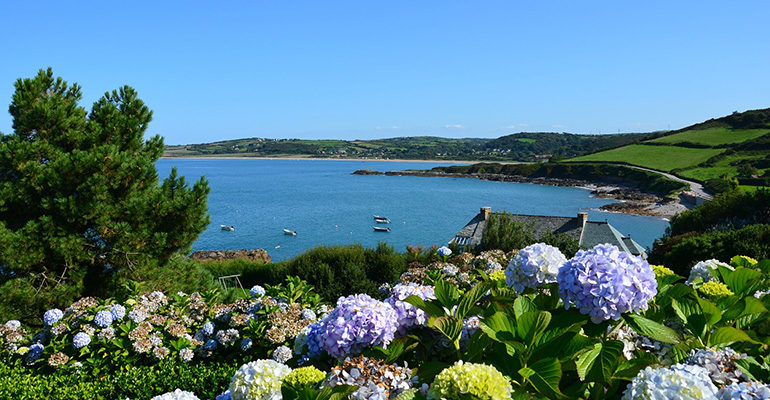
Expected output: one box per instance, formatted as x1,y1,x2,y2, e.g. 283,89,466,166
505,243,567,293
608,324,673,363
250,285,265,299
427,361,512,400
623,364,719,400
557,244,657,323
0,320,27,352
229,360,292,400
698,281,734,299
151,389,201,400
717,381,770,400
283,366,326,387
308,294,398,359
650,265,675,279
437,246,452,257
687,347,746,386
326,355,413,400
43,309,64,326
384,283,436,334
687,259,733,285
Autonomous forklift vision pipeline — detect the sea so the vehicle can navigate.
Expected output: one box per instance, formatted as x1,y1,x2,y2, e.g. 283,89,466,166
156,159,670,262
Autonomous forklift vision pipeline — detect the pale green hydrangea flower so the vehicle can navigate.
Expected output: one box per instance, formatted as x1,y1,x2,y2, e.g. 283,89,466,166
283,366,326,387
698,281,734,299
427,361,512,400
650,265,675,279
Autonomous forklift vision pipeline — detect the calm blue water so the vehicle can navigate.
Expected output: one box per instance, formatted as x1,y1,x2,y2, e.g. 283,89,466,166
156,159,669,261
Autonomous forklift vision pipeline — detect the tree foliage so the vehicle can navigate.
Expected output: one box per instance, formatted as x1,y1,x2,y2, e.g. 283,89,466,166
0,69,210,304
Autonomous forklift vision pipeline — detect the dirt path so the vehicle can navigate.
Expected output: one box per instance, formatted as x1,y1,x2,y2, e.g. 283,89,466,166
622,165,713,200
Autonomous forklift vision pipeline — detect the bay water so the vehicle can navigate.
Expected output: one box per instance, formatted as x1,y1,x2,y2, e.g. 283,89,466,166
157,159,669,261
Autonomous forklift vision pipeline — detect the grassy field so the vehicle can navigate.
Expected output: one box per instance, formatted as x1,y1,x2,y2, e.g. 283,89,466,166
677,153,767,181
566,144,724,172
648,127,769,146
740,185,770,193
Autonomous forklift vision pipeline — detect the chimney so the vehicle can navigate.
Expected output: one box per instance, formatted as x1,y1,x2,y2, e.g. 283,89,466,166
481,207,492,221
577,212,588,228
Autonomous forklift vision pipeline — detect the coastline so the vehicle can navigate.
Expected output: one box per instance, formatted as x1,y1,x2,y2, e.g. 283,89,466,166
161,155,483,164
353,169,689,219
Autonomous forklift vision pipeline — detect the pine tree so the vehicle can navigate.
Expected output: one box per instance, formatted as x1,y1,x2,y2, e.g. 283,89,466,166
0,68,210,302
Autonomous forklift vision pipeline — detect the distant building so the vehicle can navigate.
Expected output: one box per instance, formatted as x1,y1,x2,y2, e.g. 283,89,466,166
450,207,647,258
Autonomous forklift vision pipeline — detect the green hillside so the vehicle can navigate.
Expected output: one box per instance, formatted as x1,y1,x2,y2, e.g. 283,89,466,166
164,131,654,162
567,108,770,189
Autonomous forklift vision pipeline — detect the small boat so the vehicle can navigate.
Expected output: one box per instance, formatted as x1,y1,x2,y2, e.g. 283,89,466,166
374,218,391,224
283,229,297,236
373,215,389,220
220,225,235,231
373,226,390,232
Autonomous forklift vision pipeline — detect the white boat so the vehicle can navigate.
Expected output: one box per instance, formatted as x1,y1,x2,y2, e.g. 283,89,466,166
373,226,390,232
220,225,235,231
373,215,391,223
283,229,297,236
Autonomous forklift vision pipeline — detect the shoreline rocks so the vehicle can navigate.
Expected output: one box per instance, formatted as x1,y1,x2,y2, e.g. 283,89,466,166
189,249,272,263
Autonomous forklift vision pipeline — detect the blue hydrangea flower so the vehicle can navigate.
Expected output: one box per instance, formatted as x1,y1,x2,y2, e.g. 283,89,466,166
718,381,770,400
5,320,21,330
300,308,317,321
557,244,657,324
202,321,215,336
43,309,63,326
240,338,253,352
249,285,265,299
26,343,44,363
385,283,436,334
623,364,718,400
110,304,126,321
311,294,398,359
73,332,91,349
93,310,114,328
204,339,218,351
437,246,452,257
505,243,567,293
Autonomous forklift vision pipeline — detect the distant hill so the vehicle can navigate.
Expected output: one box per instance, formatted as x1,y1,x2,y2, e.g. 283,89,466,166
567,108,770,189
164,132,655,162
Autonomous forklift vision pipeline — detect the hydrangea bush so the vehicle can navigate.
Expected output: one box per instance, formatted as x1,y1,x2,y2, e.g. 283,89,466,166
384,283,436,334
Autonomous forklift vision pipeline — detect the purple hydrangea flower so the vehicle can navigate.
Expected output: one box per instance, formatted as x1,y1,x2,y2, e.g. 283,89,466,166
437,246,452,257
385,283,436,334
73,332,91,349
718,381,770,400
43,309,63,326
302,323,324,358
312,294,398,359
110,304,126,321
93,310,114,328
505,243,567,293
557,244,657,324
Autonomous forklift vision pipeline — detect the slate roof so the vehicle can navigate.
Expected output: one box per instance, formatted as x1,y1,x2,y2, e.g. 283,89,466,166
451,209,647,258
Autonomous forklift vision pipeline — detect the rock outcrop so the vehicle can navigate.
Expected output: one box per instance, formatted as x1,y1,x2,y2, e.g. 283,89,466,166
190,249,272,263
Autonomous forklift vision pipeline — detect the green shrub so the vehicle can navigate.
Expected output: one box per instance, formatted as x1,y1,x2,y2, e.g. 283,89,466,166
482,212,580,256
649,224,770,275
666,188,770,236
0,359,234,400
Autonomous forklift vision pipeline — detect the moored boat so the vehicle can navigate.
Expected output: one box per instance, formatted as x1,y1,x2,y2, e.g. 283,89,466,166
283,229,297,236
373,226,390,232
220,225,235,231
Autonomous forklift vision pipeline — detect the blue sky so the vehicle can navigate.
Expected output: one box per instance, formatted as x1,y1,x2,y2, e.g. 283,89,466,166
1,1,769,144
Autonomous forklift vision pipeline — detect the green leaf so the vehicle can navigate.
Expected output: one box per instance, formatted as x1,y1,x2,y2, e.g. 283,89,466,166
433,316,463,349
524,357,567,400
403,295,445,318
722,268,762,295
575,340,624,383
455,281,491,320
709,327,758,347
623,314,681,344
735,356,770,382
513,296,538,319
517,311,551,346
463,329,492,362
434,280,460,309
479,311,517,343
613,352,659,381
755,260,770,274
696,297,722,326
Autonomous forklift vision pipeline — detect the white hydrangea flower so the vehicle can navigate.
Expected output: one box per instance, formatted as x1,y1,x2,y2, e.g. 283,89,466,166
151,389,200,400
687,259,733,285
230,360,292,400
623,364,718,400
505,243,567,293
